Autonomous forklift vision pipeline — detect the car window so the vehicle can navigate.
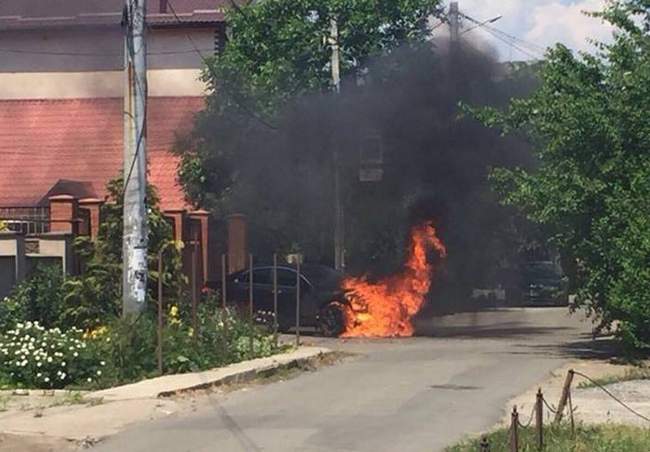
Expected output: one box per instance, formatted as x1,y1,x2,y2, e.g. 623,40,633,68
277,269,297,286
252,268,272,285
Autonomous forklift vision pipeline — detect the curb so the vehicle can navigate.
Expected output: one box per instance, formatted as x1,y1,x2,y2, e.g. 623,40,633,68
90,346,333,401
157,349,335,397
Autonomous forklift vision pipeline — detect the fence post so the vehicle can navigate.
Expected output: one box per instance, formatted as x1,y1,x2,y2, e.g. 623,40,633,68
191,232,198,340
157,251,164,376
568,385,576,437
221,253,227,310
295,258,301,347
273,253,278,348
536,388,544,450
554,369,575,423
249,253,254,355
479,436,490,452
510,406,519,452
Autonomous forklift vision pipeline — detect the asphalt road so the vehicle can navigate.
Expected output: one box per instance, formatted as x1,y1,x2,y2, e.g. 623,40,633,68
93,308,597,452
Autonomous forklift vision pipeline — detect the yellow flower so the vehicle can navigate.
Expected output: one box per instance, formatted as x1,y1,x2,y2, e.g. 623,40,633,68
187,327,194,338
169,305,179,318
83,325,108,339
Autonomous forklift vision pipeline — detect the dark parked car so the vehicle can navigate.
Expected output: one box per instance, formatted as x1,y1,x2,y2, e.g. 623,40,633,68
519,261,568,306
207,264,349,336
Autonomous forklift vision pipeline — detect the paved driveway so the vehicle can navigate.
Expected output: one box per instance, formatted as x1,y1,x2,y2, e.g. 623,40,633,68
93,308,596,452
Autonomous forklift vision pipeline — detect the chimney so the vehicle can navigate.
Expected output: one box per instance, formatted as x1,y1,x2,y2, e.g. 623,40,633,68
159,0,168,13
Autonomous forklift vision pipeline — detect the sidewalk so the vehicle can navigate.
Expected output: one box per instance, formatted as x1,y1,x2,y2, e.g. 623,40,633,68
0,346,331,446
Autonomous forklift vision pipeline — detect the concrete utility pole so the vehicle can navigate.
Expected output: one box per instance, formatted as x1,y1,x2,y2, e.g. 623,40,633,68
330,18,345,271
449,1,460,42
122,0,149,315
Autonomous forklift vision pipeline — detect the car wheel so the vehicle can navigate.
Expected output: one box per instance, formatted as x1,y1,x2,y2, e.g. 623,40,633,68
318,302,347,337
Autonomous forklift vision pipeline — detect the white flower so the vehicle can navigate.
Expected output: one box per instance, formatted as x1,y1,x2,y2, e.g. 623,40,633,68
87,378,92,383
59,372,66,380
73,352,79,357
96,370,102,376
44,377,50,382
100,361,105,366
61,361,66,367
37,362,42,367
20,359,28,367
37,372,42,377
47,357,53,363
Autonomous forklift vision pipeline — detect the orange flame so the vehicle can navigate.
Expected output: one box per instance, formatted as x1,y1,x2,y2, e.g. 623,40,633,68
341,223,447,338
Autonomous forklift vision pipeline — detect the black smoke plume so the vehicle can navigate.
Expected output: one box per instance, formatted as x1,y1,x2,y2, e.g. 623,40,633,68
211,39,540,313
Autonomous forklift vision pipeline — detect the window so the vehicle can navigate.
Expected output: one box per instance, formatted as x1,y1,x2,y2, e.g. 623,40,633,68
252,268,272,285
277,269,298,287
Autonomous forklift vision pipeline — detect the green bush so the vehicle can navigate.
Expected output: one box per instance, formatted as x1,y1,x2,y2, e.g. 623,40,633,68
0,307,282,390
0,265,65,331
0,321,106,389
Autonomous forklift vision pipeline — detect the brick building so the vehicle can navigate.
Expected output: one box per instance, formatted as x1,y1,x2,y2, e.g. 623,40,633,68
0,1,235,296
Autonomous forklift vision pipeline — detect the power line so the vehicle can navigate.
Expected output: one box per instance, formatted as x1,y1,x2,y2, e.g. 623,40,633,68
459,11,545,59
480,26,541,60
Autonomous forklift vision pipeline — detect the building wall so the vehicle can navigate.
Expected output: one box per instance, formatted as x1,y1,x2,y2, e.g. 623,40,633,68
0,27,215,99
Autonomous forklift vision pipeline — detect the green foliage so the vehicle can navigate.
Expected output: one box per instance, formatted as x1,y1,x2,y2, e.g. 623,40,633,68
77,306,280,388
447,423,650,452
0,321,105,390
476,1,650,348
0,265,65,331
62,176,187,330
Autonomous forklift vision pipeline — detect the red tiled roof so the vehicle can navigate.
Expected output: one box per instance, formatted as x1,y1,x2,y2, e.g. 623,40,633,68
0,1,228,31
0,97,204,210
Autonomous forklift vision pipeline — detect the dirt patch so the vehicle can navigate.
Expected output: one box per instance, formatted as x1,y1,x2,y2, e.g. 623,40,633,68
505,359,650,427
0,433,77,452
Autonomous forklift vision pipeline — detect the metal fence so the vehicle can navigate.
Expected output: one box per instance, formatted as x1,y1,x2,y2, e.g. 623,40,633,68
0,206,50,234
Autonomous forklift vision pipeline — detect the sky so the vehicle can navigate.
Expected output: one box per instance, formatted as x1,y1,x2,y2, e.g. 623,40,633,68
436,0,615,61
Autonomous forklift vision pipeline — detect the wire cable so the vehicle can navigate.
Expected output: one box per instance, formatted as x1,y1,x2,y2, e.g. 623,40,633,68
572,370,650,423
517,404,536,428
459,11,544,60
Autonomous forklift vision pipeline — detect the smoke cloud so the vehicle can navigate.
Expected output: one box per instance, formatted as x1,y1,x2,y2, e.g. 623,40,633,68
219,38,539,313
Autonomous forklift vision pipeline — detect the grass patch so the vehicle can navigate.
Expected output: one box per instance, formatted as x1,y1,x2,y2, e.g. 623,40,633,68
577,367,650,389
447,424,650,452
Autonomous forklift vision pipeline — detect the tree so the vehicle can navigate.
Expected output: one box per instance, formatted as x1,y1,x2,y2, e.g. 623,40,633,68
477,0,650,348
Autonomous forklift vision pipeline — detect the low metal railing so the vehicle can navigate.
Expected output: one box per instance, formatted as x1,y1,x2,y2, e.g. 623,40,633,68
0,206,51,234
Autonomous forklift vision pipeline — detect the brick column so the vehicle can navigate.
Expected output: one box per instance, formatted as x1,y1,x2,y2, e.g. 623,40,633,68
189,209,210,284
164,209,185,243
78,198,103,241
49,195,77,234
227,214,247,274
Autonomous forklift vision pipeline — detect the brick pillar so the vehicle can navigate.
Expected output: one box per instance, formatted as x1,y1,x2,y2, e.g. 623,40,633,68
78,198,103,241
49,195,77,234
227,214,247,274
164,209,185,243
189,209,210,284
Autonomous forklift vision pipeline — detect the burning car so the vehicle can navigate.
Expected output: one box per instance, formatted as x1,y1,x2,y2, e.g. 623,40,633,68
207,264,349,337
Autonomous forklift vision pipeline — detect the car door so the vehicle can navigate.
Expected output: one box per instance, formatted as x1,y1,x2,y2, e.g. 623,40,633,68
250,267,274,312
274,268,315,326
